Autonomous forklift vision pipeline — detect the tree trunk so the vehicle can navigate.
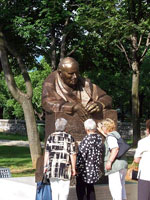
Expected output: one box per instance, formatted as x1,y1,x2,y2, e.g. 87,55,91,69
0,31,42,168
130,33,141,146
22,99,42,167
131,61,140,146
0,107,3,118
50,27,56,71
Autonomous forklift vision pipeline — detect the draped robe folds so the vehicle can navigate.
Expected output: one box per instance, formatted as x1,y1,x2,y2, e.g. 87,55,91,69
42,71,117,142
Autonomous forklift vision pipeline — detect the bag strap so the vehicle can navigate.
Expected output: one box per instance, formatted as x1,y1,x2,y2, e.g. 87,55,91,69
107,131,121,139
106,133,118,143
42,173,50,184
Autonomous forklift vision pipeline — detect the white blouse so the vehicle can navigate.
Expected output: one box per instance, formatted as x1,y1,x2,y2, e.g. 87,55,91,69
134,135,150,181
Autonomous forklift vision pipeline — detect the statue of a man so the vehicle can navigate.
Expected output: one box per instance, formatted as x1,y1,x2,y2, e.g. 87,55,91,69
35,57,117,182
42,57,117,142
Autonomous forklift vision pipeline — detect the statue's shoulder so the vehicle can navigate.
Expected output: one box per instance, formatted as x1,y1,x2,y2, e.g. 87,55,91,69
44,70,58,83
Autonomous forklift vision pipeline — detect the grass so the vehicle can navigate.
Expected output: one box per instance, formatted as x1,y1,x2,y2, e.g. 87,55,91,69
0,132,28,141
0,145,35,177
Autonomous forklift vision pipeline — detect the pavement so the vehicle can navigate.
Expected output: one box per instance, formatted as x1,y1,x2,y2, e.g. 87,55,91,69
0,140,137,200
0,176,138,200
0,177,36,200
0,140,44,147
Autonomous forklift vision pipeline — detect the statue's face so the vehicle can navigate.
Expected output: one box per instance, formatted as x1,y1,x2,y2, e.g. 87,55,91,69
59,62,79,88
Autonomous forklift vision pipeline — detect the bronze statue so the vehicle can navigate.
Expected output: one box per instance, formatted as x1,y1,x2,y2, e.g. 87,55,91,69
36,57,117,182
42,57,117,142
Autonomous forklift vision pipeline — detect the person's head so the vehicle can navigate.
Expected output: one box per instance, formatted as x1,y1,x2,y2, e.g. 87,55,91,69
84,119,97,133
58,57,79,88
99,118,116,135
146,119,150,135
55,118,67,132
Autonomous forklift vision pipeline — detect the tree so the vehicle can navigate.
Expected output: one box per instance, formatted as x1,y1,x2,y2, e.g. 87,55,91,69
10,0,83,70
0,58,51,120
76,0,150,145
1,0,150,147
0,32,42,168
0,0,83,167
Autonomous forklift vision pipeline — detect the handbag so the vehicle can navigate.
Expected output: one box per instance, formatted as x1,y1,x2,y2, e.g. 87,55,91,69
35,174,52,200
108,133,130,158
126,161,138,181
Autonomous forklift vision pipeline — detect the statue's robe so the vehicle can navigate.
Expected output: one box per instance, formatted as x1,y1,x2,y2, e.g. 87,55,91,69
42,70,117,142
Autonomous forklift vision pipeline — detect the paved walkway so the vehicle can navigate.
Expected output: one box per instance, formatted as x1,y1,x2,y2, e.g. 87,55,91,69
0,139,44,147
0,176,137,200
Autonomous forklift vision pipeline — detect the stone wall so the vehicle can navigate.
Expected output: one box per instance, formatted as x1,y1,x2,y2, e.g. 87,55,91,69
117,121,146,139
0,119,146,138
0,119,27,135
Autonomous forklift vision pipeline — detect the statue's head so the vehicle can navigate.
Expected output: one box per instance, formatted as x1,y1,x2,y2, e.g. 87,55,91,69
58,57,79,88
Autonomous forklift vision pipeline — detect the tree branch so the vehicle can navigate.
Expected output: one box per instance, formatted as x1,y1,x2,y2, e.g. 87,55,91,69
50,26,56,71
60,17,70,60
138,33,143,49
0,32,21,102
116,41,131,68
140,32,150,62
67,47,78,57
4,40,33,99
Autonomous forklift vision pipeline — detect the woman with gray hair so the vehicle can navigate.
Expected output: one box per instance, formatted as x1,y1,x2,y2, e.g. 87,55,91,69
84,118,97,130
76,119,103,200
44,118,76,200
55,118,67,131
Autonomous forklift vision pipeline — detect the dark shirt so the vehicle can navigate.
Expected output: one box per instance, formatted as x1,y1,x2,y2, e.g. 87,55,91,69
76,133,102,184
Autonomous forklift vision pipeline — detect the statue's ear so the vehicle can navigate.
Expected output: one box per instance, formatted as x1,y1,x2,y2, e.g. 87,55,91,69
58,67,63,78
58,67,61,74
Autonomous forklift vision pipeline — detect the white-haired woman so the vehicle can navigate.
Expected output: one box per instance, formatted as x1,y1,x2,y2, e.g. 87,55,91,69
76,119,102,200
44,118,76,200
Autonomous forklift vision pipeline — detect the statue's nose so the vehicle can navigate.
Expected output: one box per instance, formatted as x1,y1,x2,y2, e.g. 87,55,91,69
73,73,77,78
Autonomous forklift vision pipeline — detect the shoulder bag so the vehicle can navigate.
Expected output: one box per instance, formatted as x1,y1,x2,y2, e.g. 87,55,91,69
108,133,130,159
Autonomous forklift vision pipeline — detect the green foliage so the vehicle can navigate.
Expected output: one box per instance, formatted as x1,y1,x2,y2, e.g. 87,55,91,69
30,59,51,116
76,0,150,122
4,99,23,119
0,73,8,107
139,53,150,120
83,65,132,120
0,58,51,119
1,0,150,123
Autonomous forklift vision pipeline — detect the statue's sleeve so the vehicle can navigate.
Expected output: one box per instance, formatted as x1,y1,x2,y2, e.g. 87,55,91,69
42,76,76,114
92,83,112,109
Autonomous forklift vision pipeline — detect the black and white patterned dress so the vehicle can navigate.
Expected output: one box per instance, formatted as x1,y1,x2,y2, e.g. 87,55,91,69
45,131,76,180
76,133,102,184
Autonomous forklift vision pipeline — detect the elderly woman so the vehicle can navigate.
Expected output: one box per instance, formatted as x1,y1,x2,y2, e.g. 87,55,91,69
97,118,128,200
44,118,76,200
76,118,103,200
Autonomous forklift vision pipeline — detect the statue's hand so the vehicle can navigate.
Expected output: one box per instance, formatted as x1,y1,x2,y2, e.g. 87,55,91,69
85,102,103,114
73,103,90,122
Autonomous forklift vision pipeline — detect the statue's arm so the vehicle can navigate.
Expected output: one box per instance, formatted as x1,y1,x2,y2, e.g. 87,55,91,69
92,84,112,109
42,81,76,114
